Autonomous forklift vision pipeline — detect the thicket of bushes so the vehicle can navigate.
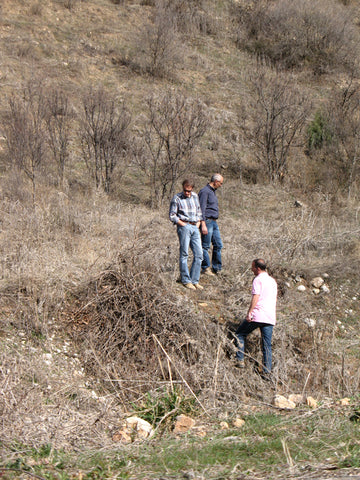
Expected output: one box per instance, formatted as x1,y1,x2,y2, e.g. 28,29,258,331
232,0,359,75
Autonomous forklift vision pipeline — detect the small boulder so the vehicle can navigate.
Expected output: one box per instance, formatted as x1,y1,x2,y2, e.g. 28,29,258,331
288,394,305,405
303,317,316,328
274,395,296,409
233,418,245,428
173,414,195,434
297,285,306,292
340,397,351,406
112,416,154,443
311,277,324,289
306,396,318,408
220,421,229,429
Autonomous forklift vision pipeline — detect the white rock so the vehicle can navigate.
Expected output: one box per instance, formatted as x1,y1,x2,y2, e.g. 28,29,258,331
311,277,324,288
321,284,330,293
273,395,296,409
297,285,306,292
125,417,154,439
288,394,305,405
312,288,320,295
303,317,316,328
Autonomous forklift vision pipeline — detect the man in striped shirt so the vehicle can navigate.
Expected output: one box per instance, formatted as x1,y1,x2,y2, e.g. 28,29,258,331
169,179,204,290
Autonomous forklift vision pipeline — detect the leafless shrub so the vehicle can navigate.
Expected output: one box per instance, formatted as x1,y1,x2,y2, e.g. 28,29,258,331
240,67,311,183
135,2,183,79
29,1,43,16
79,87,131,193
3,82,48,205
63,0,78,10
162,0,216,36
134,89,208,207
232,0,359,75
45,88,73,189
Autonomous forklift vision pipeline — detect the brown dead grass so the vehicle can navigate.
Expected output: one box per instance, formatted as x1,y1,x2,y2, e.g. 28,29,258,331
0,0,360,454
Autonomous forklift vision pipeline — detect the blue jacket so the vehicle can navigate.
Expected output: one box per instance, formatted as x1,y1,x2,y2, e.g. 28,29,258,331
198,183,219,220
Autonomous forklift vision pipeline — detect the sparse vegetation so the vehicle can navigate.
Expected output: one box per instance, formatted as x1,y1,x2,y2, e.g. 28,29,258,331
1,0,360,478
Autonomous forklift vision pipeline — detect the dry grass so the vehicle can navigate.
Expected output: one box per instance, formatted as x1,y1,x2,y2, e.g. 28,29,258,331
0,0,360,459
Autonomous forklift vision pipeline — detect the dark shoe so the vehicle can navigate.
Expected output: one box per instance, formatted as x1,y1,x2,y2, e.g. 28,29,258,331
234,359,245,369
213,270,224,277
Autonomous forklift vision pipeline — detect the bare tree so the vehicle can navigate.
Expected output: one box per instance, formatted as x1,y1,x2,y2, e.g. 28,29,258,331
136,1,182,79
45,88,72,188
135,89,208,207
240,68,310,182
326,79,360,197
79,88,131,193
3,83,47,205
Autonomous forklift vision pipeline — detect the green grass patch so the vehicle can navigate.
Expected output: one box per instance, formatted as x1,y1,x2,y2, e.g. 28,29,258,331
1,409,360,479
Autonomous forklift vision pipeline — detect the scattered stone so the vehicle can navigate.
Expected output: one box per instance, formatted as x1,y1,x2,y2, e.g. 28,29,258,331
306,396,318,408
192,426,207,437
297,285,306,292
198,303,208,307
303,317,316,328
112,416,154,443
295,275,302,283
233,418,245,428
311,277,324,288
220,421,229,429
273,395,296,409
340,397,351,406
112,430,132,443
320,284,330,294
288,394,305,405
173,414,195,434
312,288,320,295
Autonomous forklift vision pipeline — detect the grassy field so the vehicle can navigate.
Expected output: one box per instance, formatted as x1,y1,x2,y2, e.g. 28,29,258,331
2,402,360,479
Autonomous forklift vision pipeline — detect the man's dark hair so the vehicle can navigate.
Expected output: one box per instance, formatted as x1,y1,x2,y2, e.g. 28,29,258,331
254,258,267,270
182,178,195,188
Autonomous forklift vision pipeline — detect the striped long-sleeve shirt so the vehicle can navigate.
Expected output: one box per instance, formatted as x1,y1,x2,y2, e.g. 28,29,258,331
169,192,203,224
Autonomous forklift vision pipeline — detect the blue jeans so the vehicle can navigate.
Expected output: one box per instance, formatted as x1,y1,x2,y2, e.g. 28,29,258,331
177,224,203,285
235,320,273,373
201,219,223,272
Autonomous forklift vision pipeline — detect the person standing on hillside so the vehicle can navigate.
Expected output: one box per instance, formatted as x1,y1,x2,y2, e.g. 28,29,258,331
169,179,204,290
235,259,278,378
198,173,224,276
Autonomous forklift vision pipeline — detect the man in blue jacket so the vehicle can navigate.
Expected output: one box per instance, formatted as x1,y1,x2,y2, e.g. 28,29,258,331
198,174,224,276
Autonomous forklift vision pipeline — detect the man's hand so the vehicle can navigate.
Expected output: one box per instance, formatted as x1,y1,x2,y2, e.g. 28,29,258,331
201,221,208,235
246,294,260,322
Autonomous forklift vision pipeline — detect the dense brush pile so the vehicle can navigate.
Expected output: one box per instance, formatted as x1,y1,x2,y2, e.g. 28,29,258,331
68,252,234,404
